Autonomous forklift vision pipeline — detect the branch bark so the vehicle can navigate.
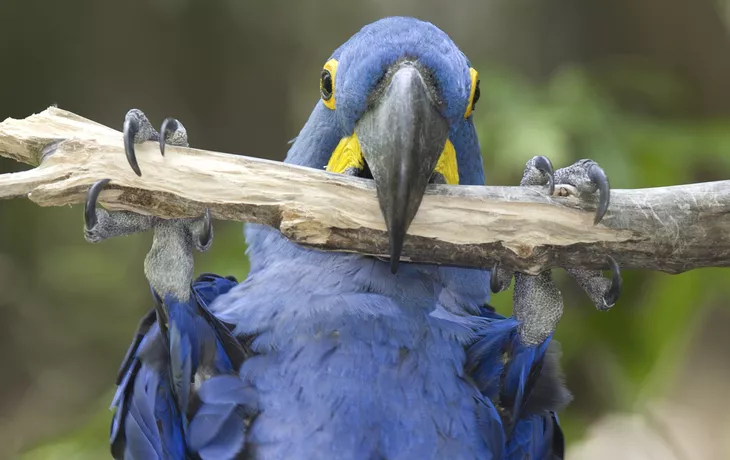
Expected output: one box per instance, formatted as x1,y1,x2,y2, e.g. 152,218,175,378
1,106,729,275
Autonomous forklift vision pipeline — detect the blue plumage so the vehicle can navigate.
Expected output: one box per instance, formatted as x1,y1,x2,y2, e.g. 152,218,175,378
468,319,568,459
111,16,570,459
110,274,250,460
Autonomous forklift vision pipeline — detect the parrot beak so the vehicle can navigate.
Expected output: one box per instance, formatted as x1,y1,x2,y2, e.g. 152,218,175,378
355,62,450,274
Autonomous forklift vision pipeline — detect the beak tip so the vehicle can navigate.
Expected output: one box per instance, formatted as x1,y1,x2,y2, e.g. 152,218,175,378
390,259,399,274
388,231,404,274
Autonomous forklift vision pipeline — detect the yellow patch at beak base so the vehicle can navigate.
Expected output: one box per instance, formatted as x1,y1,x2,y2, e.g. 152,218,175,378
434,140,459,185
326,135,459,185
325,134,365,174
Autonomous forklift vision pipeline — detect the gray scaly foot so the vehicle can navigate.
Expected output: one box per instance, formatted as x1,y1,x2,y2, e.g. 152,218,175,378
84,109,212,301
491,156,622,345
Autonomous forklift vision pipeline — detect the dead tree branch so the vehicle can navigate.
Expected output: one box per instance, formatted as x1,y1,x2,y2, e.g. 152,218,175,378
1,107,729,275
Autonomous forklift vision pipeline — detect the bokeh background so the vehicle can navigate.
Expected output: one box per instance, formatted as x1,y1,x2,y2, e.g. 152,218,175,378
2,1,730,459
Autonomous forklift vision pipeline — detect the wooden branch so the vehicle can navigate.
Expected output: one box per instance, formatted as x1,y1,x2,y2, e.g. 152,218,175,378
1,106,729,275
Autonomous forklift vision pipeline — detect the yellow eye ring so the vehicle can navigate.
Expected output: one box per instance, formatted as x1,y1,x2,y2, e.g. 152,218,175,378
464,67,480,118
321,59,338,110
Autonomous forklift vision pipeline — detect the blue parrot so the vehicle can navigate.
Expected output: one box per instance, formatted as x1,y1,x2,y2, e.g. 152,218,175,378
85,16,622,459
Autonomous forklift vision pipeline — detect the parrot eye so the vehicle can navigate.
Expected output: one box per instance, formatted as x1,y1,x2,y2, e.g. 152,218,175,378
320,70,333,100
320,58,339,110
464,67,480,118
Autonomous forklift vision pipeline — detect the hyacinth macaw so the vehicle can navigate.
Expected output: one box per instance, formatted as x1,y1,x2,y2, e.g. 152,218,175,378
84,16,622,460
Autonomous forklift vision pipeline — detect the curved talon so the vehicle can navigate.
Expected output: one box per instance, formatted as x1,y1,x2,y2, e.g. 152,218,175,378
533,155,555,195
123,117,142,176
588,163,610,224
490,263,502,294
199,208,213,248
84,178,112,229
159,118,179,156
602,256,622,309
490,262,513,294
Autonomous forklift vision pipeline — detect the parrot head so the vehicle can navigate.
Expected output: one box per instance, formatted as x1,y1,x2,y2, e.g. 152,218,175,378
286,17,483,273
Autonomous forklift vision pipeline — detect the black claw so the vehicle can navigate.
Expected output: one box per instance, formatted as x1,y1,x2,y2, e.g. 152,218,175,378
199,208,212,247
159,118,179,157
84,178,112,229
588,163,610,225
534,155,555,195
602,256,622,308
490,263,500,293
123,117,142,176
490,262,505,294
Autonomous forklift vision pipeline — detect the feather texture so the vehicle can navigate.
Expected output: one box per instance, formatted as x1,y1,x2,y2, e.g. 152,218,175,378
110,274,250,459
466,310,571,459
109,16,572,459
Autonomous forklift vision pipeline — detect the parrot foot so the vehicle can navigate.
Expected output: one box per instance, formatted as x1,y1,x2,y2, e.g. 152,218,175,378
83,108,212,299
553,158,611,225
123,109,189,176
491,156,622,345
83,179,154,242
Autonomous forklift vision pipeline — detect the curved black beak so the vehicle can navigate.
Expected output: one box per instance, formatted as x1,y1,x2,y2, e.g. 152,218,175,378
355,62,449,274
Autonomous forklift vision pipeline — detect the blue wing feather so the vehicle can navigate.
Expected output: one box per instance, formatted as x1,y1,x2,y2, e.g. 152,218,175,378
187,373,259,459
187,403,237,451
110,274,252,460
114,329,186,460
168,318,193,414
467,308,568,459
196,405,247,460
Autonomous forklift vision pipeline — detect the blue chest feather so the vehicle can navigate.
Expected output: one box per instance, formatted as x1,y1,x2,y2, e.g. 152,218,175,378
207,227,500,459
199,226,566,459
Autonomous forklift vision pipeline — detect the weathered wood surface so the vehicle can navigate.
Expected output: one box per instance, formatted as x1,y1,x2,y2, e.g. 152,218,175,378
1,106,729,274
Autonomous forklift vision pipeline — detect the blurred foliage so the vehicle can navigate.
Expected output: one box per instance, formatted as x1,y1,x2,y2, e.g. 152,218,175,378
15,61,730,458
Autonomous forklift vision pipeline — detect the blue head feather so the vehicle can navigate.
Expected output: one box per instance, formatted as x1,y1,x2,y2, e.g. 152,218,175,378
246,17,490,314
285,16,485,186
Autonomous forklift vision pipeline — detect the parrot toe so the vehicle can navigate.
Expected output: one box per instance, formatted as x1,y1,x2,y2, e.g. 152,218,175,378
83,178,111,236
490,261,513,294
553,158,611,225
159,117,188,156
565,256,622,311
193,208,213,252
550,157,621,309
604,256,622,307
82,178,153,243
84,179,111,242
123,108,162,177
520,155,555,195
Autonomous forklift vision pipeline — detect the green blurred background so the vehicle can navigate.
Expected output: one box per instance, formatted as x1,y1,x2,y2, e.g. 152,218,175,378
2,0,730,459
